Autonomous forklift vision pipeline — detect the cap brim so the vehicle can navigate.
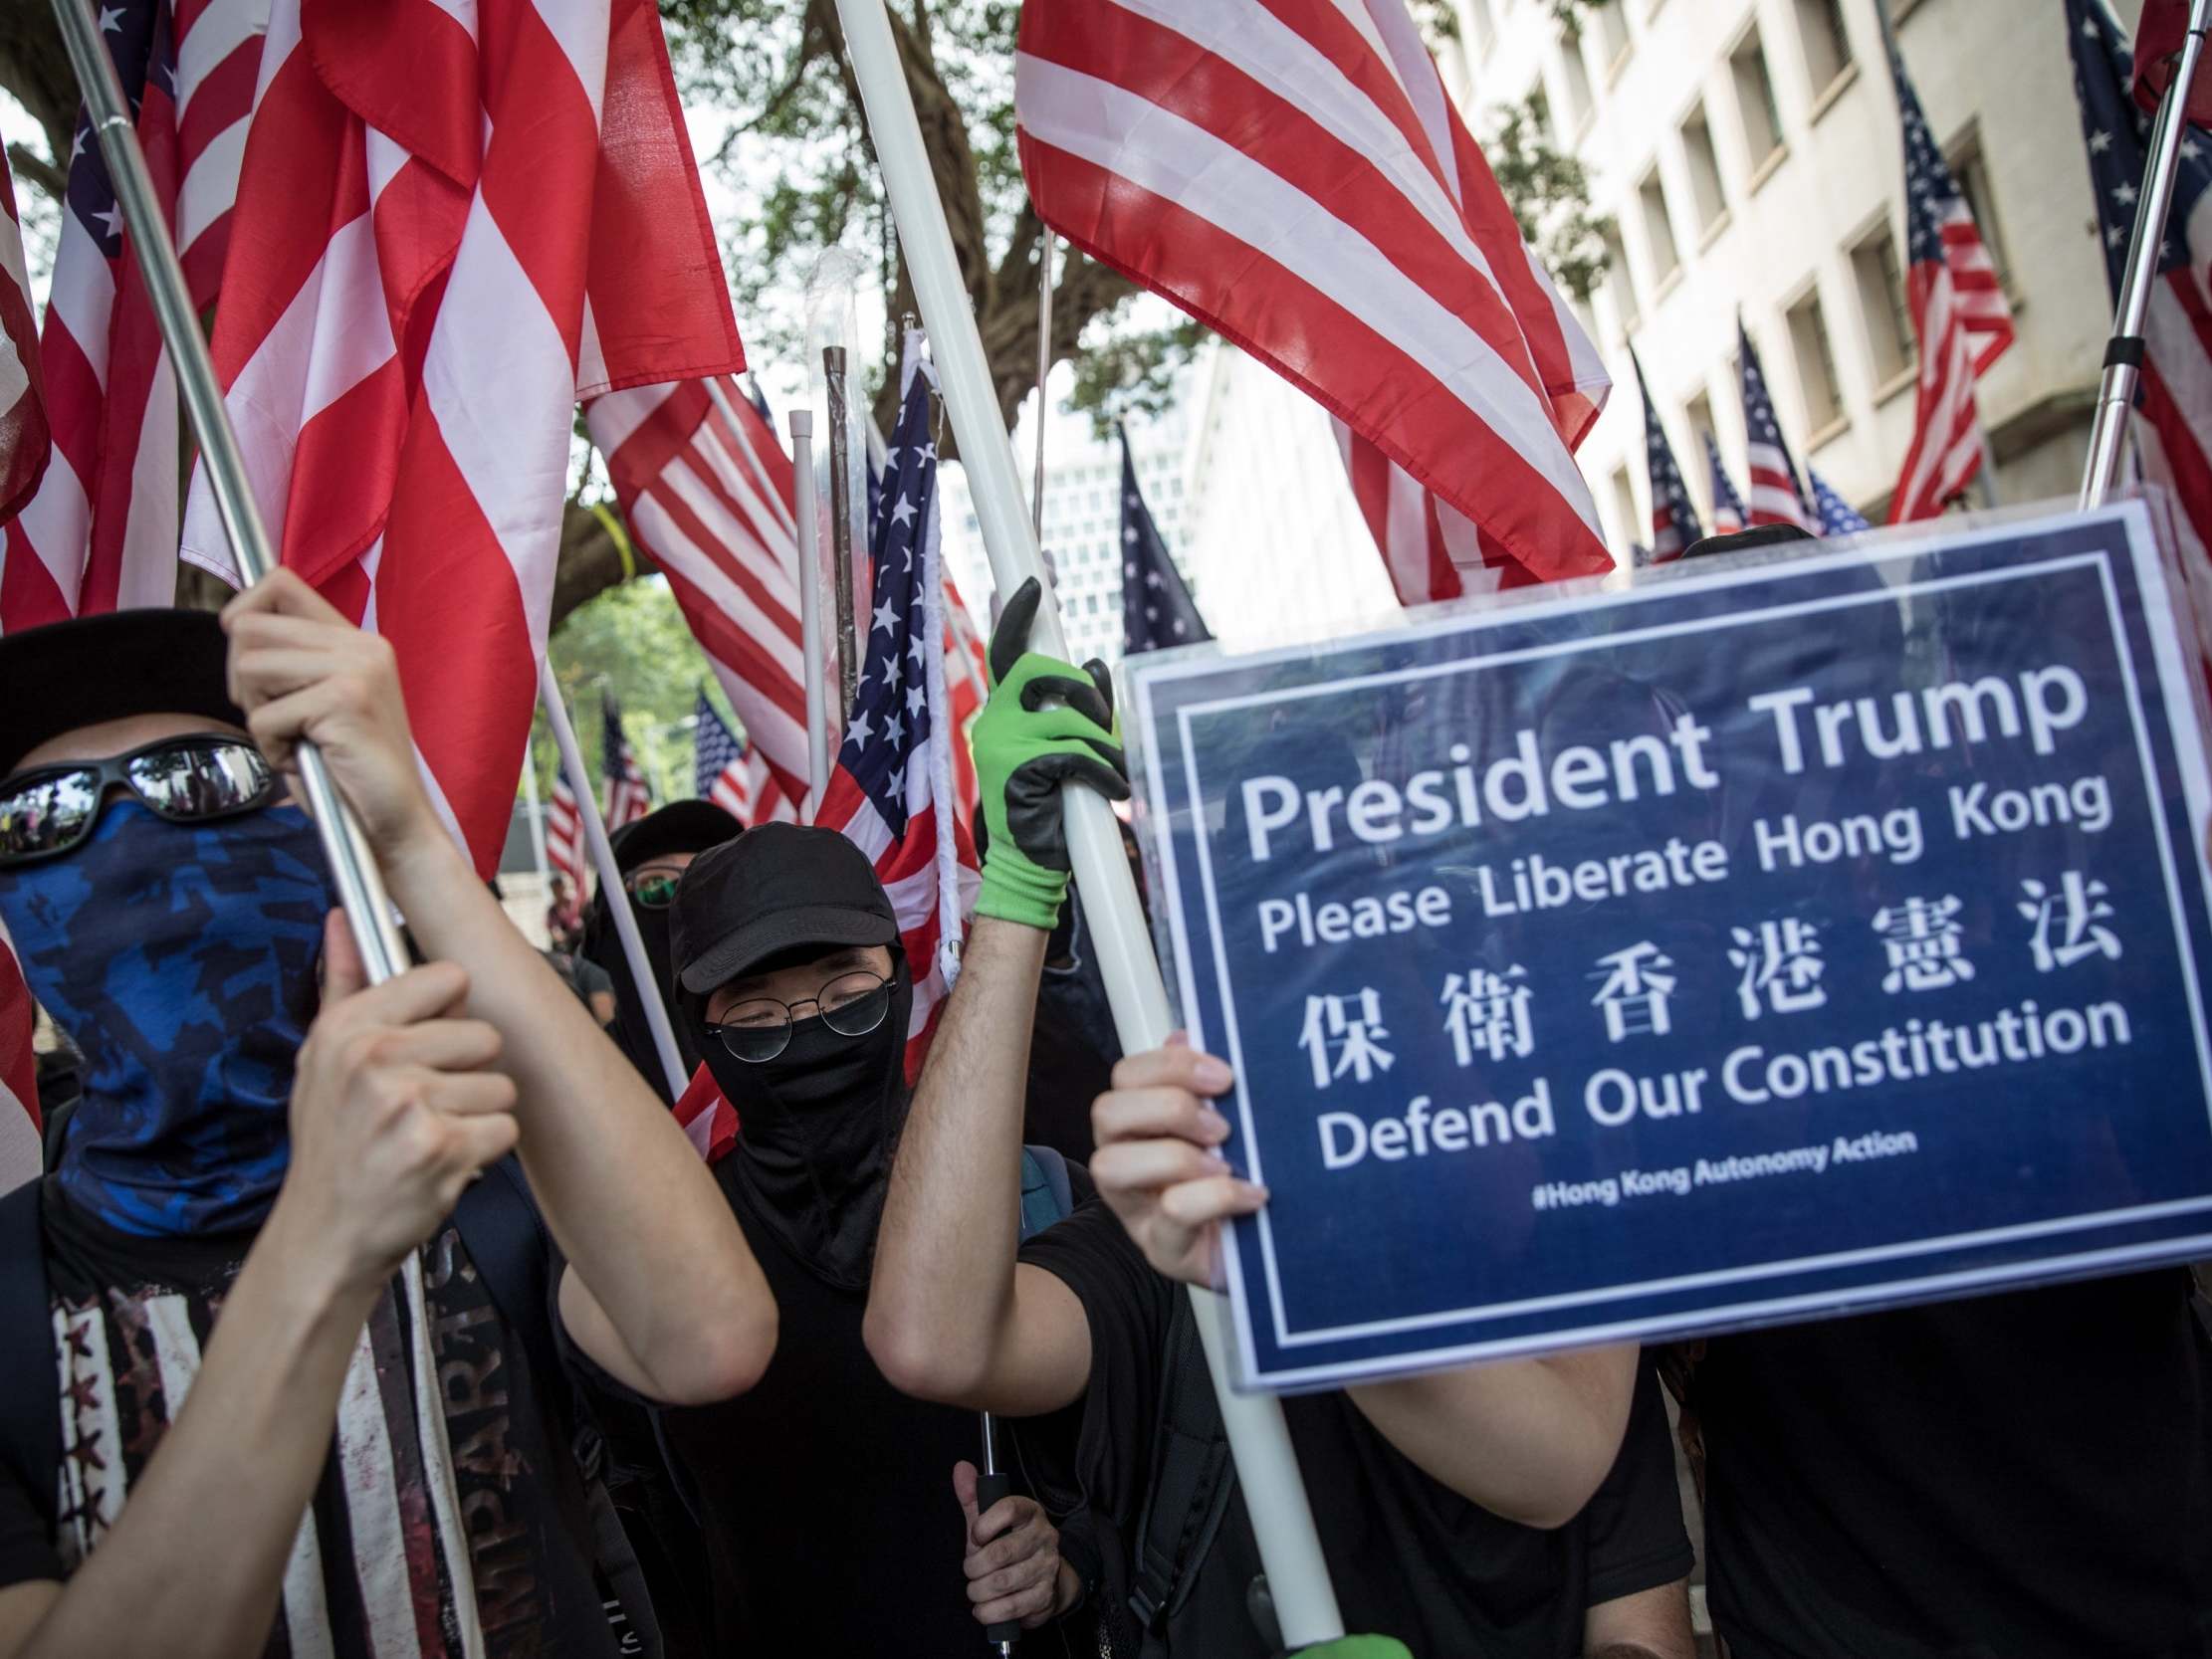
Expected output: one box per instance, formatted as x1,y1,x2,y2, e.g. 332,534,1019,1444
0,610,242,777
678,902,900,994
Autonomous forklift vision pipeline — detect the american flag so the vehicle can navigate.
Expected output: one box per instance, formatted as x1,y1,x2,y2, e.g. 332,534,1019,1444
179,0,743,874
1016,0,1612,602
694,690,753,824
2068,0,2212,668
0,911,38,1196
1,0,264,633
546,770,587,917
601,693,652,829
587,379,809,817
1810,469,1872,535
1738,321,1816,533
1121,428,1210,654
1882,19,2015,523
813,362,979,1075
1635,353,1699,564
0,153,50,528
1704,432,1747,535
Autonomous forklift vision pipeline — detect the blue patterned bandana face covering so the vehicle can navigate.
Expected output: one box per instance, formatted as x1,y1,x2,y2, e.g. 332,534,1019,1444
0,800,333,1236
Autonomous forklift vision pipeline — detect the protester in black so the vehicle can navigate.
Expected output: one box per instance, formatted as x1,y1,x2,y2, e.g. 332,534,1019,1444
578,798,741,1097
559,822,1085,1652
869,579,1693,1656
0,581,774,1658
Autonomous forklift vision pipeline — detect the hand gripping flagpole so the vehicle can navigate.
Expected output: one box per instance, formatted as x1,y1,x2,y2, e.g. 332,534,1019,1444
50,1,486,1647
2082,0,2212,507
830,0,1347,1643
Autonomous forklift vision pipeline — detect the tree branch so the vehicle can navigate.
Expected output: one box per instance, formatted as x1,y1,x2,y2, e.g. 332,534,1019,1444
6,140,63,203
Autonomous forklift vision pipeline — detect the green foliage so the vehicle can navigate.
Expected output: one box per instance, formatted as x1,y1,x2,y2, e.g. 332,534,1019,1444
1484,92,1614,305
535,576,730,806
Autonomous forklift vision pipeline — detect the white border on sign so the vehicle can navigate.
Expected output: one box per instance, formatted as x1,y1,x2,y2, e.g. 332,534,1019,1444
1132,502,2212,1387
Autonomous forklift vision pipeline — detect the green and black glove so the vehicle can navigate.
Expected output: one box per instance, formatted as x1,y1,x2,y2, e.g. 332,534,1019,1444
972,577,1131,931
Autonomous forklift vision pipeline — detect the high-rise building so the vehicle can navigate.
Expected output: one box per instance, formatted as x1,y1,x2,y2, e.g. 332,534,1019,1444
1438,0,2136,552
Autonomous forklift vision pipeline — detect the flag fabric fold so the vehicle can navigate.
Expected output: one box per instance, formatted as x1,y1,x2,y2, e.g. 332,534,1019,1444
694,689,755,824
1635,354,1700,563
601,692,652,829
1120,429,1211,653
1704,433,1747,536
0,154,50,529
1738,322,1817,533
179,0,743,872
1015,0,1613,596
1882,18,2015,522
2069,0,2212,668
1810,469,1872,535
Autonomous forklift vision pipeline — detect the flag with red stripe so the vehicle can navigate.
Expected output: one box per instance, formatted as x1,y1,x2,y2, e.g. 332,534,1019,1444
0,153,51,529
813,362,979,1079
179,0,744,873
546,770,587,918
2070,0,2212,668
600,692,652,828
1738,321,1816,533
587,377,808,818
0,915,38,1195
693,689,754,824
1016,0,1612,596
1635,353,1700,563
1,0,264,634
1883,20,2015,523
1704,432,1747,536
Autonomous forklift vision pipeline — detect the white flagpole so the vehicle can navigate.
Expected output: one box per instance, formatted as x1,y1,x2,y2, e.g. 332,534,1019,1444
2084,0,2211,507
520,735,552,887
830,1,1347,1642
791,409,832,816
537,662,691,1102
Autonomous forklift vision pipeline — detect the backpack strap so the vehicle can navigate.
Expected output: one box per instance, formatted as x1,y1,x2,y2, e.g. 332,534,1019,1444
1124,1294,1238,1637
0,1180,57,1541
1017,1145,1075,1243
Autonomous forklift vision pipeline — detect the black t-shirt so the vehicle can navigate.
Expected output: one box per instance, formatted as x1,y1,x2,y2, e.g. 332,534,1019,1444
0,1178,614,1657
1692,1271,2212,1659
631,1157,1040,1653
1019,1198,1691,1656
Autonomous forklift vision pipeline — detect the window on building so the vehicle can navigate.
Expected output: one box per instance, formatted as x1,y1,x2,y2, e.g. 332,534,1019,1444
1555,31,1596,131
1732,29,1784,171
1590,1,1632,77
1611,466,1640,549
1946,132,2013,289
1639,169,1680,286
1604,223,1639,328
1529,86,1556,141
1851,225,1913,385
1796,0,1853,101
1685,391,1716,459
1680,103,1727,235
1787,288,1845,432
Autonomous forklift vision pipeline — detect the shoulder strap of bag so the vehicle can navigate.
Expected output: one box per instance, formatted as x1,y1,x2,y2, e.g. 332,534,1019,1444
1124,1294,1238,1638
1018,1144,1075,1242
0,1180,56,1538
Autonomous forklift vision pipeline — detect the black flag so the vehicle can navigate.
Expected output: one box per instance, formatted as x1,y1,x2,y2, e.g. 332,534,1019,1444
1119,428,1211,655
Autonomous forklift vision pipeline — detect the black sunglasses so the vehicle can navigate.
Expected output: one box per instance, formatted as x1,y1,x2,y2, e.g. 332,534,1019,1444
0,735,278,868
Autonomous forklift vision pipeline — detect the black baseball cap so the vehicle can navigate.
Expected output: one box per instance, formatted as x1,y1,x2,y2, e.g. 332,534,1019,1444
0,609,243,777
1680,522,1815,562
672,822,899,994
609,799,743,875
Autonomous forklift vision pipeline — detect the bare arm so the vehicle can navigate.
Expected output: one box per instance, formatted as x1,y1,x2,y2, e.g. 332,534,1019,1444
1348,1345,1637,1529
2,926,519,1659
224,573,774,1405
866,917,1093,1416
1583,1578,1696,1659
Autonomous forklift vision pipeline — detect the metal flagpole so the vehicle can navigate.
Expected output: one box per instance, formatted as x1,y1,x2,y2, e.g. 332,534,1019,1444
520,735,552,887
47,3,486,1648
830,0,1347,1643
1033,234,1053,539
824,345,864,715
791,409,833,815
537,662,691,1102
2083,0,2212,507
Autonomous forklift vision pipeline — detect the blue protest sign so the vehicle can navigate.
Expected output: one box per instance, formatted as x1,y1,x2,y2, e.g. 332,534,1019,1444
1125,501,2212,1390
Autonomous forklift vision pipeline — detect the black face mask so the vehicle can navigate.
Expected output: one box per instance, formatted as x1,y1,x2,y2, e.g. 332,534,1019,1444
583,890,703,1102
689,959,913,1290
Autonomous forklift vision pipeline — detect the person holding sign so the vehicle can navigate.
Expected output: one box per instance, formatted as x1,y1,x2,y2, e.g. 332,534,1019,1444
868,581,1696,1658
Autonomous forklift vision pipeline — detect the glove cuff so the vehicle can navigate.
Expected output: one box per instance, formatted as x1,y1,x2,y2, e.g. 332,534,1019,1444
976,844,1070,932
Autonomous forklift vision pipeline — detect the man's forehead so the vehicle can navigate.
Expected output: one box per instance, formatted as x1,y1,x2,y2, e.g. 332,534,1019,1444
13,713,255,775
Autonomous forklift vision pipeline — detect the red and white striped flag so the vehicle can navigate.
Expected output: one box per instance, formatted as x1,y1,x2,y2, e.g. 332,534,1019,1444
1016,0,1612,598
0,153,51,528
600,693,652,829
179,0,743,872
0,915,38,1196
1737,321,1817,534
546,771,587,915
587,378,810,815
1,0,265,633
1883,25,2014,523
